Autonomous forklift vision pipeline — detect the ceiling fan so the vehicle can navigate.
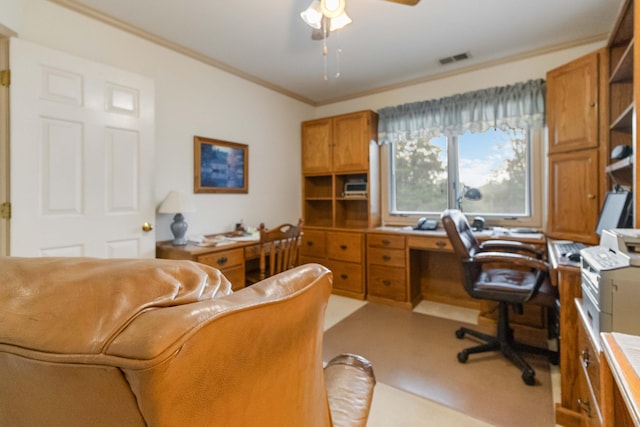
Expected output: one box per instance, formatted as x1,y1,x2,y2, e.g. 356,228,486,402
301,0,420,40
384,0,421,4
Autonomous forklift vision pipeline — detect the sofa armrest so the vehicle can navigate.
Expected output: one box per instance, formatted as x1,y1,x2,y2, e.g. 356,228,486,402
324,354,376,427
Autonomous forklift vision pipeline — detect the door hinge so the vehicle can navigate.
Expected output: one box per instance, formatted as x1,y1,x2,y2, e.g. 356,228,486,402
1,202,11,220
0,69,10,88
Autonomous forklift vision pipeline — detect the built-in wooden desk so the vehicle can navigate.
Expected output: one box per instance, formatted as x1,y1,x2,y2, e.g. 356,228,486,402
547,239,584,427
156,235,260,291
601,332,640,426
366,227,546,309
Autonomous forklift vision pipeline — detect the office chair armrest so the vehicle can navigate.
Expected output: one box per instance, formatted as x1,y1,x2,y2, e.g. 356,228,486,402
470,251,550,272
478,240,543,258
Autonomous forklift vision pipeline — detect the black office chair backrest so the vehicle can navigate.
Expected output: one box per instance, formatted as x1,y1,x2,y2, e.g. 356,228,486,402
440,209,481,259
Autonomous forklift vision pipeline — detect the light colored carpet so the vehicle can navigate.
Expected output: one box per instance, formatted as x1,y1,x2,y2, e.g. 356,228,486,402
323,302,555,427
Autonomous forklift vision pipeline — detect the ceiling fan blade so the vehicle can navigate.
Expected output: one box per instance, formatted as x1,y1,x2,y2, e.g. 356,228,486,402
384,0,421,5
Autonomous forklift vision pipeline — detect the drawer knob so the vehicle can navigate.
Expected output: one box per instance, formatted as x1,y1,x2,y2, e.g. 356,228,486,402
382,255,391,262
217,256,228,266
436,241,446,248
340,245,348,250
382,279,391,286
577,398,592,417
307,241,314,247
340,274,348,280
382,239,391,246
581,348,590,367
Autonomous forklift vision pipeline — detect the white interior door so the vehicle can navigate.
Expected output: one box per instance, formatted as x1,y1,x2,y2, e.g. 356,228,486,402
9,38,155,258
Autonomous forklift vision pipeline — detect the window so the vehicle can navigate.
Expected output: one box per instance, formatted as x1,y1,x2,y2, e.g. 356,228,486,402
378,79,545,227
391,128,531,218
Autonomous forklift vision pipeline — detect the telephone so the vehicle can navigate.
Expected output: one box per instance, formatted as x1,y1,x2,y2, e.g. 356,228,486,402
413,217,438,231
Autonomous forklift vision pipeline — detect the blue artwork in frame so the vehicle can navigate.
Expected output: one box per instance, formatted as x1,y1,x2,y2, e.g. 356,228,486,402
194,136,248,193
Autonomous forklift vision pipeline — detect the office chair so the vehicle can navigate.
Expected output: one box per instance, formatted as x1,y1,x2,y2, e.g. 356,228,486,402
441,209,558,385
246,219,304,285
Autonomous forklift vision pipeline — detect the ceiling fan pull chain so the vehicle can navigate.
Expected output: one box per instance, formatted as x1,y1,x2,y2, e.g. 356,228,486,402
336,48,342,79
322,27,329,81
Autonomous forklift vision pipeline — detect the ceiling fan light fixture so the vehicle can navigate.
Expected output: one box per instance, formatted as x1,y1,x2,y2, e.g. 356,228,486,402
300,0,323,29
329,11,352,31
320,0,346,19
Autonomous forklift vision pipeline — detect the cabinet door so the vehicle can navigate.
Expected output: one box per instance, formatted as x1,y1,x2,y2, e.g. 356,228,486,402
333,111,374,172
547,52,599,154
547,149,600,243
302,118,332,173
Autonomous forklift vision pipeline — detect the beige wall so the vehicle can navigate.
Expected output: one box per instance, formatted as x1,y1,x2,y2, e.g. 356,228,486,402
0,0,606,242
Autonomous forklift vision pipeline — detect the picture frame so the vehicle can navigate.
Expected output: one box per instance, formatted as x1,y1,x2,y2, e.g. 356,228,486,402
194,136,248,194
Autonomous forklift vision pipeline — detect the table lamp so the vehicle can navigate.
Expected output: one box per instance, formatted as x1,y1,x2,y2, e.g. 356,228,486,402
158,191,196,246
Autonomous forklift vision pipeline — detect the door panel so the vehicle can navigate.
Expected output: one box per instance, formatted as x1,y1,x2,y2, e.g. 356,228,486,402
10,38,155,257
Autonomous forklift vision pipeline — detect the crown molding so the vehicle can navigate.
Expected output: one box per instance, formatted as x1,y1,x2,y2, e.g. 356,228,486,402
47,1,607,108
48,0,317,105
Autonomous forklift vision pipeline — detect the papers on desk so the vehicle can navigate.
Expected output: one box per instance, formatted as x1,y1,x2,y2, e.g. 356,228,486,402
611,332,640,380
223,232,259,242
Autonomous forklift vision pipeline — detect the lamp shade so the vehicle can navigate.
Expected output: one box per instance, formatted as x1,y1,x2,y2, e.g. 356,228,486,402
300,0,323,29
158,191,196,214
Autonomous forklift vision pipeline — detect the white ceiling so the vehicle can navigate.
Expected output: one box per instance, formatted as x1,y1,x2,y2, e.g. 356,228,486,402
57,0,622,105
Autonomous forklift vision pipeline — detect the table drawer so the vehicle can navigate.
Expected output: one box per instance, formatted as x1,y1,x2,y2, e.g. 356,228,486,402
301,230,326,258
367,265,406,301
326,260,363,294
367,247,405,268
367,233,405,249
197,248,244,269
327,232,363,263
407,235,452,252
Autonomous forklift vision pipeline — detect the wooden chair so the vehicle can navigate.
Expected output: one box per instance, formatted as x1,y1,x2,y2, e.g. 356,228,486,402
246,219,304,285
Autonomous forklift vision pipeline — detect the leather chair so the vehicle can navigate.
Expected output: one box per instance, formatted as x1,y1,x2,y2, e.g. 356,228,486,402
0,257,375,426
246,219,303,285
440,209,558,385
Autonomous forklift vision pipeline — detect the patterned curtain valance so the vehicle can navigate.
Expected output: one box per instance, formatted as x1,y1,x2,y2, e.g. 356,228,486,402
377,79,546,144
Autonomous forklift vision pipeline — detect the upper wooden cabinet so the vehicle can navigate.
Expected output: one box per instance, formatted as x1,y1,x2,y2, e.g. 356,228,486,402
302,110,377,174
547,52,600,155
546,50,608,244
547,149,600,243
301,118,332,173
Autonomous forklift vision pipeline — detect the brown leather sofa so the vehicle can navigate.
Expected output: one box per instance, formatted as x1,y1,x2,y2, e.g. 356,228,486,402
0,257,375,427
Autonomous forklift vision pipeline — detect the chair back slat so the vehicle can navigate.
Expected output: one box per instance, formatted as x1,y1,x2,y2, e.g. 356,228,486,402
256,219,304,282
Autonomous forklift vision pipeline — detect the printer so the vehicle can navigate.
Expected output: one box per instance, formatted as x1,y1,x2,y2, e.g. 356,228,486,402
580,229,640,335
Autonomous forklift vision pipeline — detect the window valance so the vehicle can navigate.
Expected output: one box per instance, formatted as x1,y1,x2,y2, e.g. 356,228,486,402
377,79,546,144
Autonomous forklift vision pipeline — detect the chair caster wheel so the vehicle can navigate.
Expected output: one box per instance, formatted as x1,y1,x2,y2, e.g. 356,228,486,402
455,329,465,339
549,352,559,366
457,351,468,363
522,371,535,386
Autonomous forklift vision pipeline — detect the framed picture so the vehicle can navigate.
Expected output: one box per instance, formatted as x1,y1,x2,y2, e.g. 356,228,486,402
194,136,248,193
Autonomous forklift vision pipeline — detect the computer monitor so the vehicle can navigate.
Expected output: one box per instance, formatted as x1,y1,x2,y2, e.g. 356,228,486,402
595,191,633,236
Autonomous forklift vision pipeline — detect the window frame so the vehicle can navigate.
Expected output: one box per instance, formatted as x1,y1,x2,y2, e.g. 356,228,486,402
380,128,544,229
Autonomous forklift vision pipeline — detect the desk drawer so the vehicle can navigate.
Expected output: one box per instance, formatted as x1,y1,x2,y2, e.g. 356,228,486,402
326,260,363,294
407,235,452,252
367,247,405,268
301,230,326,258
327,232,363,263
368,265,406,301
578,313,601,411
367,233,405,249
197,248,244,269
244,244,260,260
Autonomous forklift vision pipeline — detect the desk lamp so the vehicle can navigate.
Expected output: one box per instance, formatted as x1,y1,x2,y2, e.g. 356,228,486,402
158,191,196,246
457,185,482,211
